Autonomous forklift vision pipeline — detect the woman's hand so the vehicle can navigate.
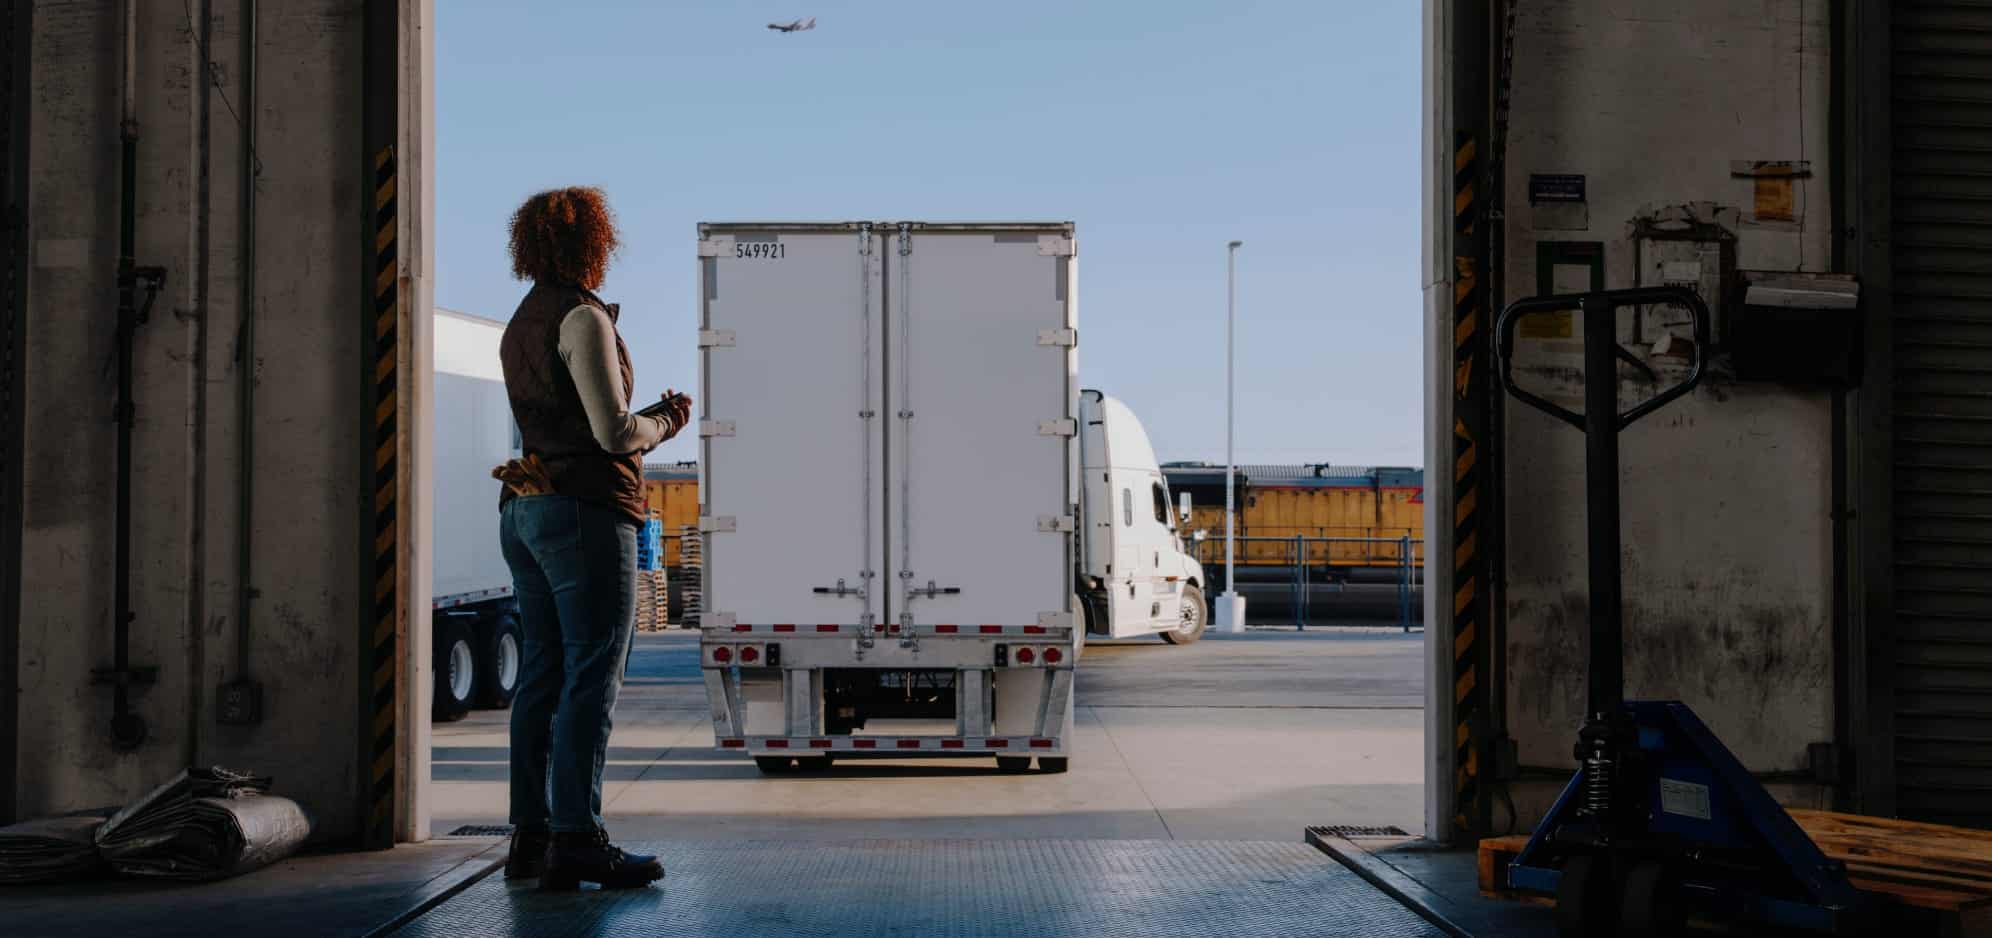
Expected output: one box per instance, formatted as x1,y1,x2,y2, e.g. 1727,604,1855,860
657,390,693,440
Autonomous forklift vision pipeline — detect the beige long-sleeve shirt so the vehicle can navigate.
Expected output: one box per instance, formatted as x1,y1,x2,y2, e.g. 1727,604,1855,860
557,304,673,454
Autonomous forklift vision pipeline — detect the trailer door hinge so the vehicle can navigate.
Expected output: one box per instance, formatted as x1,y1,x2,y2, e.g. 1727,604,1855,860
698,238,732,258
699,329,736,348
1037,515,1076,533
700,419,736,438
1038,418,1077,437
699,515,737,534
1037,328,1078,348
1037,237,1076,257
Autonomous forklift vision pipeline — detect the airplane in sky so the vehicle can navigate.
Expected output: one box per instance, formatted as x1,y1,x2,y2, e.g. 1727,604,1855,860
768,17,816,33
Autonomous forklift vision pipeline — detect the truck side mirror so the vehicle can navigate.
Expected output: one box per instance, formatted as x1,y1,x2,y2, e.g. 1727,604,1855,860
1178,492,1193,526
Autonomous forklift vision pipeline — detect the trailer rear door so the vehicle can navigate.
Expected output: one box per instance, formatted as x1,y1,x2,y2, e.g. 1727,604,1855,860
887,225,1076,629
700,225,885,630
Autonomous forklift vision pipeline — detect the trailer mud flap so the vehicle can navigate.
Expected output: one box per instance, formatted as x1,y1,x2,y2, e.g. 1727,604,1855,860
1038,669,1074,741
702,669,739,738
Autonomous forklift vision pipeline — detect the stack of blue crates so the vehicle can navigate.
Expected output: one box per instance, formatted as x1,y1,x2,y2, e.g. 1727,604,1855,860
637,519,665,571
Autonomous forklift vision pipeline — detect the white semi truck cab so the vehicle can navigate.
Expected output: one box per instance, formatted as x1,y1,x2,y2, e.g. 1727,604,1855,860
1078,390,1208,644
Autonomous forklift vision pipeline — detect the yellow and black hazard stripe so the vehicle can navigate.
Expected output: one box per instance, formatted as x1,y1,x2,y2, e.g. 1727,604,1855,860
367,144,399,848
1451,133,1488,838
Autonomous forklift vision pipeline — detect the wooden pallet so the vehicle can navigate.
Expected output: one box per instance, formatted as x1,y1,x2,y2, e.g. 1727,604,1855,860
1479,811,1992,935
633,570,670,632
673,525,702,629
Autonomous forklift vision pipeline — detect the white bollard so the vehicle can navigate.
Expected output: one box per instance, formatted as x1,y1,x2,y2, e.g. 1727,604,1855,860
1215,592,1247,634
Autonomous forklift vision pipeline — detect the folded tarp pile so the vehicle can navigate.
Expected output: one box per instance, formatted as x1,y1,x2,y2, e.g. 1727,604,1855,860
0,766,311,885
0,812,108,884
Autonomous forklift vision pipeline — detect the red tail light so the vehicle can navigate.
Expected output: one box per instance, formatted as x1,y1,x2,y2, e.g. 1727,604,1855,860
739,645,760,664
1015,647,1036,665
712,646,733,664
1042,646,1063,665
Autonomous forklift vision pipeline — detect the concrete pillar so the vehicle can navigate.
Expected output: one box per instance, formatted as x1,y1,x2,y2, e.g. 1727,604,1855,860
11,0,429,845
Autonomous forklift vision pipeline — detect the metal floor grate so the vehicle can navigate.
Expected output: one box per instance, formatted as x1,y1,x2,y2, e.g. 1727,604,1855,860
394,839,1444,937
1307,825,1411,839
446,825,515,837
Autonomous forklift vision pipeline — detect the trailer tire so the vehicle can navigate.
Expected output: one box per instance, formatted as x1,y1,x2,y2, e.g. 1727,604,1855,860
475,612,523,709
1161,585,1206,645
996,756,1032,774
1037,757,1069,774
754,756,796,775
433,617,477,723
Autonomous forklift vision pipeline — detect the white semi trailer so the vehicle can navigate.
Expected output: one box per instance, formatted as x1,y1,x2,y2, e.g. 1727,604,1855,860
695,222,1203,774
430,307,524,721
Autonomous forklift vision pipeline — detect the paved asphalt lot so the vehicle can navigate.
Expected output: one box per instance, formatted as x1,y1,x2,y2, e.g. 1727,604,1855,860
432,628,1427,842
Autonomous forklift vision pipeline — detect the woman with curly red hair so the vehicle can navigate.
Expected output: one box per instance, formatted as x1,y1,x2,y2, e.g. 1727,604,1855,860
493,187,686,890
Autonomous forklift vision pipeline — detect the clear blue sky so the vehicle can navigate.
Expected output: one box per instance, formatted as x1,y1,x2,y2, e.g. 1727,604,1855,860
436,1,1421,468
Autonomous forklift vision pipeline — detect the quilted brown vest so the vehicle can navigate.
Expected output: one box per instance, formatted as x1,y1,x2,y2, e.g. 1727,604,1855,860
498,281,645,523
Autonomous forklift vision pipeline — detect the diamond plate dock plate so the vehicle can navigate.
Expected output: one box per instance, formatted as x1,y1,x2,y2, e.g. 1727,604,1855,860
394,839,1445,938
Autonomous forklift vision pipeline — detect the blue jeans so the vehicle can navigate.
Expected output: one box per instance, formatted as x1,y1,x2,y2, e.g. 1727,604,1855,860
499,495,638,833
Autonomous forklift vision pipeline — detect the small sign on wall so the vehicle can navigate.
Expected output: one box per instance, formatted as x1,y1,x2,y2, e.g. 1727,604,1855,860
1529,174,1586,203
1529,173,1589,230
1528,241,1605,338
1730,160,1811,227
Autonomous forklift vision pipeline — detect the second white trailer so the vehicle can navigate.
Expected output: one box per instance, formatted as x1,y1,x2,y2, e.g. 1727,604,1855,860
697,221,1080,773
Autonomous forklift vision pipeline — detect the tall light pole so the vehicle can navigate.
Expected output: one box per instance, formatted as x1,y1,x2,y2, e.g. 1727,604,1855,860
1220,240,1246,633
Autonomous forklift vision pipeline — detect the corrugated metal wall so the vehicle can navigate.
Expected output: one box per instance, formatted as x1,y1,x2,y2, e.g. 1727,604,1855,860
1890,0,1992,829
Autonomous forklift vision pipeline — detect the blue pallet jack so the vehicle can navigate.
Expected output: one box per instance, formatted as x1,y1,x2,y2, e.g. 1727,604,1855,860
1494,287,1869,937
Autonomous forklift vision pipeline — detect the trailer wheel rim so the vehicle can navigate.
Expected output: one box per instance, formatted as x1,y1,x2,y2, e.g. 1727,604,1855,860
449,639,475,701
498,631,520,691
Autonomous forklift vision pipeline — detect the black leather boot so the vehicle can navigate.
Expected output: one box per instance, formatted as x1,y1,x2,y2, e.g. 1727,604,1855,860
504,826,551,880
540,829,664,891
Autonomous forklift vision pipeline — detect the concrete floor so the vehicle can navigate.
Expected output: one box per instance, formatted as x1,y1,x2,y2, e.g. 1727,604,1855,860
431,629,1427,842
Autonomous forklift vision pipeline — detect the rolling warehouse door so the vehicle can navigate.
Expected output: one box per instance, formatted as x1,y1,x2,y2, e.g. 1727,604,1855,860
1891,1,1992,829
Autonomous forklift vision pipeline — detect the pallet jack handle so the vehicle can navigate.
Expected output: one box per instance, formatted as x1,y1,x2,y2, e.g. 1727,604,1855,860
1495,286,1710,432
1494,286,1709,718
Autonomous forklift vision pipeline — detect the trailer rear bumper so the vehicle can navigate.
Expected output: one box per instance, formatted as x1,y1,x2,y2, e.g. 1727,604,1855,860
700,649,1077,762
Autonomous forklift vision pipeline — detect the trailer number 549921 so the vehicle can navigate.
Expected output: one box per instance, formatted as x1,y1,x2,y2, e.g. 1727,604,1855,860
735,242,785,260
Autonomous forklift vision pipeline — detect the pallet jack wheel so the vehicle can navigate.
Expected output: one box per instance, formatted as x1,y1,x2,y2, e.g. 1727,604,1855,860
1618,860,1683,938
1554,855,1615,938
754,756,797,775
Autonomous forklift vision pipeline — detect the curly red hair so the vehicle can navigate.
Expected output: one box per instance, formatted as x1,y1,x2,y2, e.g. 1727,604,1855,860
508,187,619,291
